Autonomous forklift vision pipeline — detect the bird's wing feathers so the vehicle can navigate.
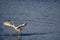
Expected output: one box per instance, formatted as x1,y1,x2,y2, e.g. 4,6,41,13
17,22,27,29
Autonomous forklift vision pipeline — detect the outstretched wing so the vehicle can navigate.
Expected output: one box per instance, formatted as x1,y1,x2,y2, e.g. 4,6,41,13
17,22,28,29
3,22,12,26
3,20,15,26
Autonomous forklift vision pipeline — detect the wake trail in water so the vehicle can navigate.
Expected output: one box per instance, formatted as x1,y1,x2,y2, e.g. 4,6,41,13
0,32,60,36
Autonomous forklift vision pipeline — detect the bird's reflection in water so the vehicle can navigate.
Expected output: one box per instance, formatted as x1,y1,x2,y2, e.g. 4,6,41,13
15,36,22,40
0,36,22,40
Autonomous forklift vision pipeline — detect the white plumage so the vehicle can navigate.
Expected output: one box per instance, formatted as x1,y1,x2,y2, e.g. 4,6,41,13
3,21,27,32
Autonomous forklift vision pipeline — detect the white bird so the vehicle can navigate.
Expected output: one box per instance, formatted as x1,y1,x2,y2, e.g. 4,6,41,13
3,21,27,32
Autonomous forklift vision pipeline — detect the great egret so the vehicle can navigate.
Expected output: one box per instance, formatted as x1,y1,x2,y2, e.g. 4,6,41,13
3,21,27,32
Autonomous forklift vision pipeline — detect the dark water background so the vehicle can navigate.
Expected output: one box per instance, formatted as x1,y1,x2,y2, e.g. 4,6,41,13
0,0,60,40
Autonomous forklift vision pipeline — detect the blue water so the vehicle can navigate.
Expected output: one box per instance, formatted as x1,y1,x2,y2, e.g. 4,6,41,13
0,32,60,40
0,0,60,40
